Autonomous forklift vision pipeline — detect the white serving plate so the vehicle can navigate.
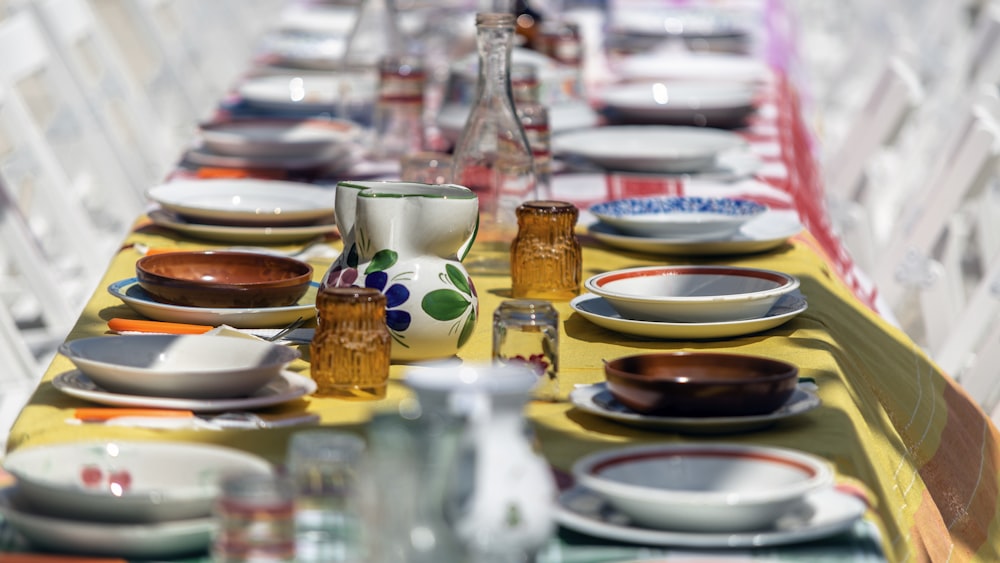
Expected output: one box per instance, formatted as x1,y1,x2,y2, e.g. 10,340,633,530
0,487,214,558
199,118,360,158
3,441,273,524
569,381,820,433
53,369,316,412
589,196,766,240
614,51,771,83
569,291,807,339
596,80,757,126
108,277,320,328
587,209,802,256
58,334,300,399
148,209,337,244
584,265,800,323
237,72,377,112
571,443,833,532
553,126,747,174
185,141,355,172
147,179,337,227
555,485,866,548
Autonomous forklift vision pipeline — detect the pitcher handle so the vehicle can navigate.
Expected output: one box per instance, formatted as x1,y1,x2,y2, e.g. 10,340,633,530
458,214,479,262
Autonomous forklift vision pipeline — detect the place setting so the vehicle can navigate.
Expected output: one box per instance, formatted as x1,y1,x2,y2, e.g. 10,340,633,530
570,264,807,340
568,351,821,433
552,125,764,181
584,194,804,256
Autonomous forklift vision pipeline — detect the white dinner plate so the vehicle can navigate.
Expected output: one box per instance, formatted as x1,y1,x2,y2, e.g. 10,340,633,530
185,141,355,172
237,72,377,112
587,208,803,256
614,51,771,83
596,80,757,127
556,484,866,548
53,369,316,412
148,209,338,244
437,100,600,142
553,126,747,174
147,179,337,227
199,118,361,158
569,381,820,433
0,486,215,558
108,277,320,328
569,291,807,339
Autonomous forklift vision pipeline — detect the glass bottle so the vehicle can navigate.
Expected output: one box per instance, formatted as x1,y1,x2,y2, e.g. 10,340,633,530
372,54,427,161
510,200,581,300
451,12,537,275
512,63,551,198
310,287,391,400
342,0,403,70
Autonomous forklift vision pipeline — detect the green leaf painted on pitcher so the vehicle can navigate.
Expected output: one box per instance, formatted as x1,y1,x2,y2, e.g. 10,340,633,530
457,309,476,348
446,263,471,295
364,249,398,275
423,289,470,321
346,244,359,268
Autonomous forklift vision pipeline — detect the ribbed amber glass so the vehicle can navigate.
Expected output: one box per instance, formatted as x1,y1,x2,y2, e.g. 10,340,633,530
310,287,391,399
510,200,581,300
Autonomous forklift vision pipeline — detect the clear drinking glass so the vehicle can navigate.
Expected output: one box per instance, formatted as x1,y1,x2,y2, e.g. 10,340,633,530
212,473,296,563
492,299,560,401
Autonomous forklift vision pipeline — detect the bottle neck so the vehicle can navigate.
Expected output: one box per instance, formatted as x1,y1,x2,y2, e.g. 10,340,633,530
474,20,516,107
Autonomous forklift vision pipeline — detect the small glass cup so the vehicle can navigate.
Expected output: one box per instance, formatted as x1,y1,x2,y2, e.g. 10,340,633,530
400,151,453,184
492,299,560,401
212,472,296,563
286,430,368,563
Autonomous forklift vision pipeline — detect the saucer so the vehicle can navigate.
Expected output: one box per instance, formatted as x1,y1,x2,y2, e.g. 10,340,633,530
587,209,803,256
569,381,820,433
148,209,338,244
555,484,866,548
569,291,807,339
0,486,214,558
108,278,320,328
52,369,316,413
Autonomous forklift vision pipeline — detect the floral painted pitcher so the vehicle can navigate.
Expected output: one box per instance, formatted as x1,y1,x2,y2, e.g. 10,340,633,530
321,181,479,362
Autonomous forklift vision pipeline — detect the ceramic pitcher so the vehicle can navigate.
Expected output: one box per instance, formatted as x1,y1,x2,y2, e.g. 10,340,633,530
321,181,479,362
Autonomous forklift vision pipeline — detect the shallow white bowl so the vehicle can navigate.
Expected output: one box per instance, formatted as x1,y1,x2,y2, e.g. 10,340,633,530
199,118,360,158
3,441,274,524
147,178,336,227
58,334,300,399
584,265,799,323
597,80,757,127
589,196,767,240
572,443,833,532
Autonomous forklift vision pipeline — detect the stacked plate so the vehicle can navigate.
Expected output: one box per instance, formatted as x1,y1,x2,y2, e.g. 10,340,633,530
571,265,807,339
146,178,339,243
0,440,274,557
595,79,759,128
552,125,763,180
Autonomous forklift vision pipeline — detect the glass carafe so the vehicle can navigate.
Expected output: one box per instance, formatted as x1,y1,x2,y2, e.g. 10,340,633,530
451,12,537,275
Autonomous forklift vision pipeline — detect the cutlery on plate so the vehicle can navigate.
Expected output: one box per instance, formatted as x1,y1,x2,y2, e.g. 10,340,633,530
71,408,321,430
106,318,315,344
131,237,339,261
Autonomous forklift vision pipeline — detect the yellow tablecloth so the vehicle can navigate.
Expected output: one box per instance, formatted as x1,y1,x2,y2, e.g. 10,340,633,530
8,216,1000,562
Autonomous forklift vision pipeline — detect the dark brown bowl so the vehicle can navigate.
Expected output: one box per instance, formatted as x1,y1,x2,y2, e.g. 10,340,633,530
603,352,798,417
136,251,313,309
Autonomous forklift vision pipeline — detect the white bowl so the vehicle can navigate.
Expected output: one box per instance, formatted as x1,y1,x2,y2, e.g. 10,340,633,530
589,196,767,240
583,265,799,323
572,443,833,532
147,178,337,227
58,334,300,399
597,80,758,127
3,441,274,524
199,118,360,158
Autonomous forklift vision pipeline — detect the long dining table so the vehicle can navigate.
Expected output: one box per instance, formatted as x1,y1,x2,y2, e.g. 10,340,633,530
4,1,1000,562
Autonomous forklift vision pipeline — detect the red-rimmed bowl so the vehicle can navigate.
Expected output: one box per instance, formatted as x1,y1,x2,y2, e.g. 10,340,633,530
603,351,799,417
584,265,799,323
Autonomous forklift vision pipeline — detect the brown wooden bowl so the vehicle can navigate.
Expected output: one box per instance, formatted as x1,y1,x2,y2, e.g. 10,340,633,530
136,251,313,309
603,352,798,417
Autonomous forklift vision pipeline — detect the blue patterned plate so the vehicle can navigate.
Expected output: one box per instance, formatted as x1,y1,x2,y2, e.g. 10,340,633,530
590,196,767,240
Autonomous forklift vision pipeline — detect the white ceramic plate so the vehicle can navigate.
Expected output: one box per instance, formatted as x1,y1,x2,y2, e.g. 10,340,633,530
185,141,355,172
147,179,337,227
553,126,747,174
587,208,803,256
437,100,600,141
610,8,749,39
614,52,770,83
148,209,337,244
589,196,767,240
556,485,866,548
237,72,377,112
52,369,316,412
199,118,360,158
569,381,820,433
0,487,214,558
596,80,757,126
108,277,320,327
569,291,807,339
